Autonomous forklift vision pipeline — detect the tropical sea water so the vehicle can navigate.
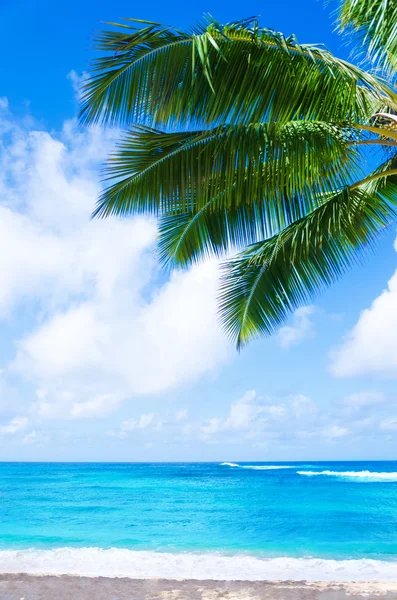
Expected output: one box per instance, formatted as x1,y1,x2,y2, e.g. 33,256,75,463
1,461,397,580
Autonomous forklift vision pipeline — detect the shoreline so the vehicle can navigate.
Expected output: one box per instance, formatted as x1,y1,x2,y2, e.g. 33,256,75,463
0,548,396,582
1,575,397,599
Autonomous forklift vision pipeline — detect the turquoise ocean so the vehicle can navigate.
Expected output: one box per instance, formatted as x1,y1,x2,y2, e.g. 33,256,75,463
1,461,397,580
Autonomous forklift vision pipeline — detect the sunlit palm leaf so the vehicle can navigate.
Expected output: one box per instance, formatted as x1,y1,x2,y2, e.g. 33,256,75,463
158,203,272,267
80,18,395,128
83,15,397,348
94,121,360,222
338,0,397,75
219,163,397,348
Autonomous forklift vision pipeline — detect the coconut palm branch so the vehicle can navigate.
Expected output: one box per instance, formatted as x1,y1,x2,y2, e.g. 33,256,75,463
95,117,397,346
80,17,395,128
82,16,397,347
94,121,360,220
219,157,397,347
338,0,397,75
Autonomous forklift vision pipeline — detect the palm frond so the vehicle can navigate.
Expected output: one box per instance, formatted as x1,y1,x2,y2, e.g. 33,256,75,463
80,17,396,128
94,121,360,223
338,0,397,75
158,202,273,267
219,162,397,347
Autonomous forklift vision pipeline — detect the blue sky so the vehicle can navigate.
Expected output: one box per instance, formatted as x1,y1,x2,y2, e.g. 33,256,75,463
0,0,396,462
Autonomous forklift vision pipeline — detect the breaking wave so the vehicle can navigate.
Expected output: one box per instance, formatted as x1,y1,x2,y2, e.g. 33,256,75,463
220,463,295,470
0,548,396,581
298,470,397,481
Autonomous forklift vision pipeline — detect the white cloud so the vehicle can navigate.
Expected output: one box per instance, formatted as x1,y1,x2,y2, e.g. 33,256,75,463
22,430,50,446
122,413,159,431
13,259,228,411
289,394,318,417
105,385,397,452
111,413,163,438
175,409,188,422
225,390,266,429
198,390,286,439
0,416,28,435
34,389,120,420
111,391,278,441
278,306,316,348
330,255,397,378
0,106,231,421
344,390,386,408
70,394,123,419
112,408,193,439
323,425,350,440
67,70,88,102
379,418,397,432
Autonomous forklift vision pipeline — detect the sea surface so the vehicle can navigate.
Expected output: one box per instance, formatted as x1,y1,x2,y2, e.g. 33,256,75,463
1,461,397,580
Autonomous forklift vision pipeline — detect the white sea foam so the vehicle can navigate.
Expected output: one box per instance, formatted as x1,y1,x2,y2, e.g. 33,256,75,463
220,463,295,470
298,470,397,481
241,465,295,470
0,548,396,581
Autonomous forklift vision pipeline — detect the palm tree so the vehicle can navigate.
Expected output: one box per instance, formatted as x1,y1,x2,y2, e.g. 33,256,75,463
339,0,397,75
81,6,397,348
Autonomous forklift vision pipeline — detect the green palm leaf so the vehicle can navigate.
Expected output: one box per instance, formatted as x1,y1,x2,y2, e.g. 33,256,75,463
219,163,397,348
158,203,272,267
338,0,397,75
94,121,360,222
83,15,397,348
80,17,395,128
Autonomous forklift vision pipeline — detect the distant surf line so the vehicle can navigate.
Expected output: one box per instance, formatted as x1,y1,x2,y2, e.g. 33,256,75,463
298,470,397,481
220,463,297,470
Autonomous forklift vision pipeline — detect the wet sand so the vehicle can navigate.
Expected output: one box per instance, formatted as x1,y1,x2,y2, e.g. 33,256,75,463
1,575,397,600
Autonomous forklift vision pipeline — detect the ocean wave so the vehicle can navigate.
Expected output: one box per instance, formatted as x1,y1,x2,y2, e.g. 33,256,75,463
298,470,397,481
0,548,396,581
242,465,295,470
220,463,295,470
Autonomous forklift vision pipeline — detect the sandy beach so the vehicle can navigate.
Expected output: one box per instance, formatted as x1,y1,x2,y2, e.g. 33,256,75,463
1,576,397,600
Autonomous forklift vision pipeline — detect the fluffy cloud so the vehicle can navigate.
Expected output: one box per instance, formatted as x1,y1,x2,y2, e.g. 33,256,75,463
0,416,28,435
278,306,316,348
330,251,397,378
110,410,186,439
67,70,87,101
111,392,279,442
180,390,323,445
107,385,397,452
289,393,318,417
120,413,160,432
379,418,397,432
344,390,386,408
0,103,231,421
22,430,51,446
197,390,287,438
323,425,350,440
